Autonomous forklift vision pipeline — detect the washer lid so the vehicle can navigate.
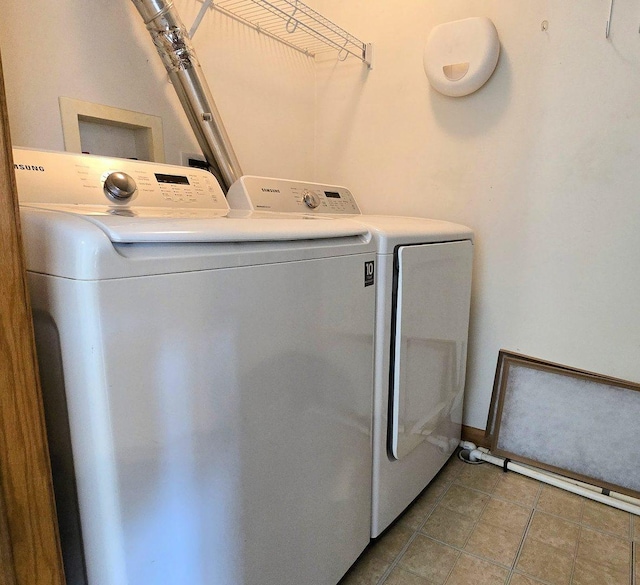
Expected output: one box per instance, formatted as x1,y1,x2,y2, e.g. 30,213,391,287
20,203,369,242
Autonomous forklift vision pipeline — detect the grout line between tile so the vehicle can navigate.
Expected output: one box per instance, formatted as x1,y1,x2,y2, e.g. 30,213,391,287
577,494,585,524
512,478,545,584
375,530,419,585
384,564,440,584
438,543,513,571
567,524,582,585
452,472,541,509
441,485,495,585
526,503,633,543
509,569,556,585
377,476,456,585
405,531,520,574
533,480,544,507
441,550,462,585
509,499,536,581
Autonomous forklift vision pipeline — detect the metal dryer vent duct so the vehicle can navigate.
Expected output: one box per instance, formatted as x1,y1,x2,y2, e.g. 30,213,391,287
131,0,243,191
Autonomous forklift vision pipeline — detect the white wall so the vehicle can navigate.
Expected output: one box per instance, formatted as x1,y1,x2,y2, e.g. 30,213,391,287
0,0,315,178
313,0,640,428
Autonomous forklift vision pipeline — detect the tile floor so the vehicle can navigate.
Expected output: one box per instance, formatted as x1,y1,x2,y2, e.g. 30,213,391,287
339,454,638,585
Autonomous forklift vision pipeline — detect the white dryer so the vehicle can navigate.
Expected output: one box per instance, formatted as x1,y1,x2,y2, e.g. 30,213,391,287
15,149,376,585
227,177,473,537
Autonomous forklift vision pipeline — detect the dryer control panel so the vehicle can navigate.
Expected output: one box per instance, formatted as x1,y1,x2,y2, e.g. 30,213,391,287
227,176,362,215
13,147,228,210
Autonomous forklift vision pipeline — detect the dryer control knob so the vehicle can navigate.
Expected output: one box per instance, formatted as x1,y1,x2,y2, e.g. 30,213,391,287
104,172,137,201
302,190,320,209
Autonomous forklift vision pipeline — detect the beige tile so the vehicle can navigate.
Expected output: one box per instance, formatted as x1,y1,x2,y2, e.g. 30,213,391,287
420,505,476,548
436,456,465,483
581,499,631,538
339,552,389,585
416,474,451,507
480,498,531,534
536,485,583,523
633,515,639,541
445,553,509,585
492,474,540,507
398,535,459,584
515,537,573,585
439,485,490,521
399,497,437,531
372,523,414,562
572,557,630,585
455,463,502,494
428,474,457,502
527,511,580,555
577,526,631,574
464,519,524,566
429,471,456,495
398,481,449,530
383,567,436,585
508,574,546,585
399,507,434,531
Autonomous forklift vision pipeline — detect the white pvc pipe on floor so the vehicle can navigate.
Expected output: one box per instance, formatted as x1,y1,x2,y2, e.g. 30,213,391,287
470,444,640,507
466,447,640,517
514,461,640,507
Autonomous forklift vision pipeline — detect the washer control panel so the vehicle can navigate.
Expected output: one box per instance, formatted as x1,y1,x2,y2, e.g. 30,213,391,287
227,176,362,215
13,147,228,210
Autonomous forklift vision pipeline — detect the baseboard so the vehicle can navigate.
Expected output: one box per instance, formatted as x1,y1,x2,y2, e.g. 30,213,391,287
461,425,490,448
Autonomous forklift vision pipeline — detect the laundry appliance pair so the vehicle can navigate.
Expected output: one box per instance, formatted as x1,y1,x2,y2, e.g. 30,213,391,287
16,149,473,585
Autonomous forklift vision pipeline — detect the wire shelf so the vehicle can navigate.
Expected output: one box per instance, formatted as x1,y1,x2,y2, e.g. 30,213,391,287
190,0,372,68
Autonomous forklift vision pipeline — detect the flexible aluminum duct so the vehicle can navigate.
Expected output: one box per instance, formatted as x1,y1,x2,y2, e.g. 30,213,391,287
131,0,243,191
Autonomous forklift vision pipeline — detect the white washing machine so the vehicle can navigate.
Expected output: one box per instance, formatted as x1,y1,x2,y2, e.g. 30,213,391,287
15,149,376,585
227,177,473,537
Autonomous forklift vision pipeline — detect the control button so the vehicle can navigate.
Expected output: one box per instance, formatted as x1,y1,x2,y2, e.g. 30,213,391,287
104,172,137,201
302,190,321,209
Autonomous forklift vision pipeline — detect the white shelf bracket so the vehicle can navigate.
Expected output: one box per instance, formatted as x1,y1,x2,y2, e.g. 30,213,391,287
189,0,214,38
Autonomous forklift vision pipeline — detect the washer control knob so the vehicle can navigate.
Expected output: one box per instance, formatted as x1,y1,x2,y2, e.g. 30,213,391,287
104,172,137,201
302,190,320,209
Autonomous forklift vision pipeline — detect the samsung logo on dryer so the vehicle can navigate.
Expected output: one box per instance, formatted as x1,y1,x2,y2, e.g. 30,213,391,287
261,188,280,193
14,163,45,172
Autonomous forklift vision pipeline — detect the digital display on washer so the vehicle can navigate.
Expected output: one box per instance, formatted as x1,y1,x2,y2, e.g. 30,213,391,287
324,191,341,199
155,173,190,185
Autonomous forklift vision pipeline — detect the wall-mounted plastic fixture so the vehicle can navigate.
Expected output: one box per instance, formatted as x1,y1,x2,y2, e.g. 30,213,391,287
424,17,500,97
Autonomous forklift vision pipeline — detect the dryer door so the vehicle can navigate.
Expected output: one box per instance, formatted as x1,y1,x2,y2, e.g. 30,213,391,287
389,240,473,460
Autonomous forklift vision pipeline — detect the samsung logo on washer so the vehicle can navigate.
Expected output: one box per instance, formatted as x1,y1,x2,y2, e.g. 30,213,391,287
14,163,45,172
261,188,280,193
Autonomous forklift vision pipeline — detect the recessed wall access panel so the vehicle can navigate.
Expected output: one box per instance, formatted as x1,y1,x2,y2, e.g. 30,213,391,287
59,97,164,162
489,351,640,498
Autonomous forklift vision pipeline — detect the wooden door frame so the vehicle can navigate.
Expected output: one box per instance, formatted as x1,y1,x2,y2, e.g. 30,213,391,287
0,50,65,585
